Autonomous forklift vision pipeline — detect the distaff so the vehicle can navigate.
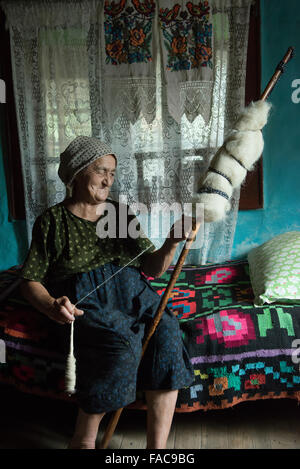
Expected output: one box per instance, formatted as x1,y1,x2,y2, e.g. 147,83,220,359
192,47,294,224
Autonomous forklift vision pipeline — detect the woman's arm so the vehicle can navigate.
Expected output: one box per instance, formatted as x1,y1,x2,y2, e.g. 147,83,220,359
20,280,83,325
20,280,56,315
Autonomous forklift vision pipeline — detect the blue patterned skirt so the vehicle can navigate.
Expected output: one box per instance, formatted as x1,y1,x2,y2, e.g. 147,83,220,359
46,262,194,414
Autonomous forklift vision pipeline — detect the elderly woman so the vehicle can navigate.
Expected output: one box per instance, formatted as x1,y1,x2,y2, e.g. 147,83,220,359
19,136,194,450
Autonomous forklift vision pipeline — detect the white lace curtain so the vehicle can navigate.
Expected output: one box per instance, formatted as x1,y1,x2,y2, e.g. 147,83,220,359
2,0,252,265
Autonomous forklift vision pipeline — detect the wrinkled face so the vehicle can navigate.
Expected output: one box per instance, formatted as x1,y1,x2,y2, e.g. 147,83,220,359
73,154,116,204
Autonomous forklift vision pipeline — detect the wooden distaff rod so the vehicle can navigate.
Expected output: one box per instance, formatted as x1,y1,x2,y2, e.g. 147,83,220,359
100,219,201,449
260,47,294,101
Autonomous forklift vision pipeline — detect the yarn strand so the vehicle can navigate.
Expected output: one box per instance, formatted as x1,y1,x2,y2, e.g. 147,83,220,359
64,245,153,395
74,245,153,309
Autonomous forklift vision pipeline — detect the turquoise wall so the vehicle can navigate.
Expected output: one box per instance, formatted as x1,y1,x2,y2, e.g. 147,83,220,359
0,108,27,271
232,0,300,259
0,0,299,270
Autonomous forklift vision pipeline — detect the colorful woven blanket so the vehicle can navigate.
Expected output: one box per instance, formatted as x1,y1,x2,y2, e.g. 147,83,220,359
1,260,300,412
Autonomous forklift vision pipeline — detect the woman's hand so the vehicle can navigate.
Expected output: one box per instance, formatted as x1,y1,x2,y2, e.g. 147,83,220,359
46,296,84,325
141,216,198,278
167,215,195,245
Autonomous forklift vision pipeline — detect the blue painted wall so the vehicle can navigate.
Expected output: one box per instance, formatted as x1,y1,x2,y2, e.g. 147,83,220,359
232,0,300,259
0,108,27,271
0,0,299,270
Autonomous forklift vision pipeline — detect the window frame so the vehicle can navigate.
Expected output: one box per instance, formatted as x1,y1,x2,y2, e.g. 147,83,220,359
239,0,263,211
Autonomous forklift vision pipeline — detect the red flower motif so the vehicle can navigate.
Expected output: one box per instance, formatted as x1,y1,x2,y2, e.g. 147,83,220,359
13,364,35,382
104,0,126,17
196,309,256,348
195,44,212,63
245,374,266,389
106,40,124,60
159,4,181,25
186,1,210,18
171,36,187,55
132,0,156,16
130,28,146,47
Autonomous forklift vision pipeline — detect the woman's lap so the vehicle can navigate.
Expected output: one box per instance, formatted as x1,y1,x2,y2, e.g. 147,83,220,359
46,263,194,413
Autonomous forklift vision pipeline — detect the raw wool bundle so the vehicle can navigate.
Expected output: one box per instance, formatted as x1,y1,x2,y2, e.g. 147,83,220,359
192,100,272,222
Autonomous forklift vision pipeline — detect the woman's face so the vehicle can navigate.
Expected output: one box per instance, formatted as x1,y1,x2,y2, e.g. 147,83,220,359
73,154,116,204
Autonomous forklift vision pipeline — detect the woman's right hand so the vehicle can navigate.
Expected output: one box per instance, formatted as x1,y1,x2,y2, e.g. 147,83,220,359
46,296,84,325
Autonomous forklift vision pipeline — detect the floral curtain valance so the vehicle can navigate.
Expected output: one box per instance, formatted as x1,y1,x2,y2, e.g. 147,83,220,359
2,0,249,126
159,0,214,124
101,0,214,125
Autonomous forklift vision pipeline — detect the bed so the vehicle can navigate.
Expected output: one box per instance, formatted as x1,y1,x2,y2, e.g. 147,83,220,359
1,252,300,413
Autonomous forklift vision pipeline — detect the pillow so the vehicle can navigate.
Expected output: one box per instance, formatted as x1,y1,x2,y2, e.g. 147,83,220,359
247,231,300,306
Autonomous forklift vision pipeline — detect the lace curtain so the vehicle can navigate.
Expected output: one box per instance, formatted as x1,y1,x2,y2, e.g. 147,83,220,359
2,0,252,265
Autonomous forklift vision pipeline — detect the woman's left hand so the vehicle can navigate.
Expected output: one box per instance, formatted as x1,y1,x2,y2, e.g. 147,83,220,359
167,215,195,245
141,215,199,278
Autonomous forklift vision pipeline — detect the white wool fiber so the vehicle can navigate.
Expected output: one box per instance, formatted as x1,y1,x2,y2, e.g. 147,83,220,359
195,99,271,222
192,193,231,223
234,100,272,131
213,148,247,188
225,129,264,171
65,352,76,395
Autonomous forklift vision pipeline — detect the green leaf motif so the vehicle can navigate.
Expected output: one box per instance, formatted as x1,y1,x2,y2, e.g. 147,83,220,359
164,40,171,53
143,21,152,35
162,29,173,43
